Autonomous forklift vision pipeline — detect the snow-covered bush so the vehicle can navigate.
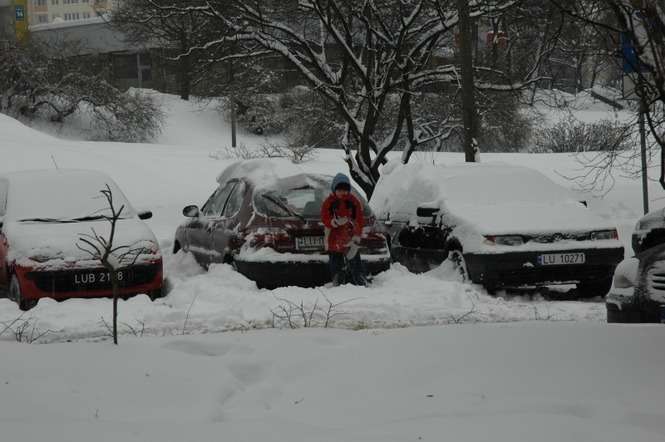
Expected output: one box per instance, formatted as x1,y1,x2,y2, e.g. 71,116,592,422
0,42,164,142
532,116,632,153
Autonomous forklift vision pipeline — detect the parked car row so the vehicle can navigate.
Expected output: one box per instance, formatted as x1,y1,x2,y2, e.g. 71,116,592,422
3,161,657,325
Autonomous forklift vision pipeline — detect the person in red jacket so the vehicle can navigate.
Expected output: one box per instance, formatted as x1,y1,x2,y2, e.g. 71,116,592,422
320,173,366,286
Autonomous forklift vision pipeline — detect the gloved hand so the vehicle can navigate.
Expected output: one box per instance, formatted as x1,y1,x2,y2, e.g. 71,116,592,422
332,216,349,227
351,235,361,244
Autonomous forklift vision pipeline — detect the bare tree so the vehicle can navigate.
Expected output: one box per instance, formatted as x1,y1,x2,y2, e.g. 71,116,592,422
76,185,151,345
142,0,546,198
549,0,665,187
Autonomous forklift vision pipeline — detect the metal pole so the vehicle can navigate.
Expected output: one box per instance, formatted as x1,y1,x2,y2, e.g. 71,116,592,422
231,103,237,148
639,102,649,214
136,53,143,89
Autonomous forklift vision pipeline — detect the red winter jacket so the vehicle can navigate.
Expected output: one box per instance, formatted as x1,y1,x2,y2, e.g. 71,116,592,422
320,193,364,253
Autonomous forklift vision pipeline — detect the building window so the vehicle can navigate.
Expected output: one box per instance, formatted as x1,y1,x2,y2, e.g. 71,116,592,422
51,0,58,5
38,14,48,23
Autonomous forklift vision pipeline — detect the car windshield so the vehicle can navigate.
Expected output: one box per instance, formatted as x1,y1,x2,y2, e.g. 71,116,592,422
7,172,136,222
253,175,371,219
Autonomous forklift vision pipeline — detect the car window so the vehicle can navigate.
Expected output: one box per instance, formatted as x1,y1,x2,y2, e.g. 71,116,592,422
223,181,245,218
0,179,8,217
201,182,235,217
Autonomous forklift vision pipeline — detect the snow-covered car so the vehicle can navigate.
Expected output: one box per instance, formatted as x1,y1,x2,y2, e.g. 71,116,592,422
606,208,665,323
173,160,390,288
371,162,625,296
0,170,163,310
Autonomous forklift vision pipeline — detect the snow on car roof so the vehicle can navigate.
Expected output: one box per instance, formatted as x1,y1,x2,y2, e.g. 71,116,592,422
216,159,307,189
2,169,135,221
371,161,615,235
372,162,574,212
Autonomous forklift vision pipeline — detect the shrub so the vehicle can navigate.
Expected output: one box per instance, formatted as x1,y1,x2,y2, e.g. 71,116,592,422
532,116,633,153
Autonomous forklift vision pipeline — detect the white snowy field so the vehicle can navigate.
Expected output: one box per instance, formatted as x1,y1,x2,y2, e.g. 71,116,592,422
0,91,662,342
1,323,664,442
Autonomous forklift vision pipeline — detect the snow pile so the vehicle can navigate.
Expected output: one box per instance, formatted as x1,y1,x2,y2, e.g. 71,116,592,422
1,323,664,442
0,252,606,343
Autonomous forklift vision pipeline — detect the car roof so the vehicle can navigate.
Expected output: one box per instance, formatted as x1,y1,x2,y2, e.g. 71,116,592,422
216,159,307,188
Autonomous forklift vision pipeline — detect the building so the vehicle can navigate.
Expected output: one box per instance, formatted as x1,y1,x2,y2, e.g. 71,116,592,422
0,0,14,43
27,0,112,25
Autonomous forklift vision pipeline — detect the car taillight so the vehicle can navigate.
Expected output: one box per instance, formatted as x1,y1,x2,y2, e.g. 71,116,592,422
249,228,293,249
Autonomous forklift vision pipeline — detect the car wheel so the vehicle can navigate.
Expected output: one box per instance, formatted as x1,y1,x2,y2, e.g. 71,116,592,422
577,277,613,298
447,249,468,283
9,275,37,311
606,302,643,323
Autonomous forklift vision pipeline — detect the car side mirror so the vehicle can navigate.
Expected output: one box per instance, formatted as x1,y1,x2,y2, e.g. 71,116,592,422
416,206,440,218
183,205,200,218
138,210,153,220
579,200,588,207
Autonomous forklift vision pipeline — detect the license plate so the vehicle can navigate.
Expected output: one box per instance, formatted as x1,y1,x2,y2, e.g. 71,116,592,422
73,270,125,285
538,253,585,266
296,236,324,251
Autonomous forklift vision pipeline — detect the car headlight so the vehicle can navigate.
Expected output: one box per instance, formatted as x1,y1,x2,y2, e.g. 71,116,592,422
590,230,618,241
484,235,524,246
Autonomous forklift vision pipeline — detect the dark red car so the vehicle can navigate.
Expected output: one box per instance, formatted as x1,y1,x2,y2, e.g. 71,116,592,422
173,161,390,288
0,170,164,310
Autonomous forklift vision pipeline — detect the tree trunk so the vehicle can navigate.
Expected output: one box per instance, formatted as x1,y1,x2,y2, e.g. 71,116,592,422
457,0,479,162
178,55,191,101
111,271,119,345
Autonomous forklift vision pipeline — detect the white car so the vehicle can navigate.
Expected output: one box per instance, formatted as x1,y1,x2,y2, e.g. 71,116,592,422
371,162,625,296
0,169,163,310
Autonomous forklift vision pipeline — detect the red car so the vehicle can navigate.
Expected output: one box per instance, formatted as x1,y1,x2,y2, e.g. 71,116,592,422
0,170,163,310
173,160,390,288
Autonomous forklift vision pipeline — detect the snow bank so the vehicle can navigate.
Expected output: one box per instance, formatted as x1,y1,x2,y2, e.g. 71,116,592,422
0,251,606,343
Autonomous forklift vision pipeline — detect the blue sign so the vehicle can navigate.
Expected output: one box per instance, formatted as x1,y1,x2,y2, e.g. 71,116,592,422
15,5,25,21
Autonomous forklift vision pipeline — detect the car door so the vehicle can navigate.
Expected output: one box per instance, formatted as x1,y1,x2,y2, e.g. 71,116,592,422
189,182,235,266
0,179,9,291
210,180,247,264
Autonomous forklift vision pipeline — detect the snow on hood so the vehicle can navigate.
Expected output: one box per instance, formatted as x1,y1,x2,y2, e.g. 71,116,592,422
371,161,618,236
5,217,160,268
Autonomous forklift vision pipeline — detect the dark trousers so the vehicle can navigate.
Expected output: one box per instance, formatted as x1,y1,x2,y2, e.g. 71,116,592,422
329,252,366,286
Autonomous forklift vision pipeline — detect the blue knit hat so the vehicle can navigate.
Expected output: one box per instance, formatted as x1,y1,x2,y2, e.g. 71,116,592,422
331,173,351,192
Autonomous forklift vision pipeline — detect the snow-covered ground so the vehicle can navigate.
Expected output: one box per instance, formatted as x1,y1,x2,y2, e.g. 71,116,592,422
2,323,664,442
0,91,661,343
